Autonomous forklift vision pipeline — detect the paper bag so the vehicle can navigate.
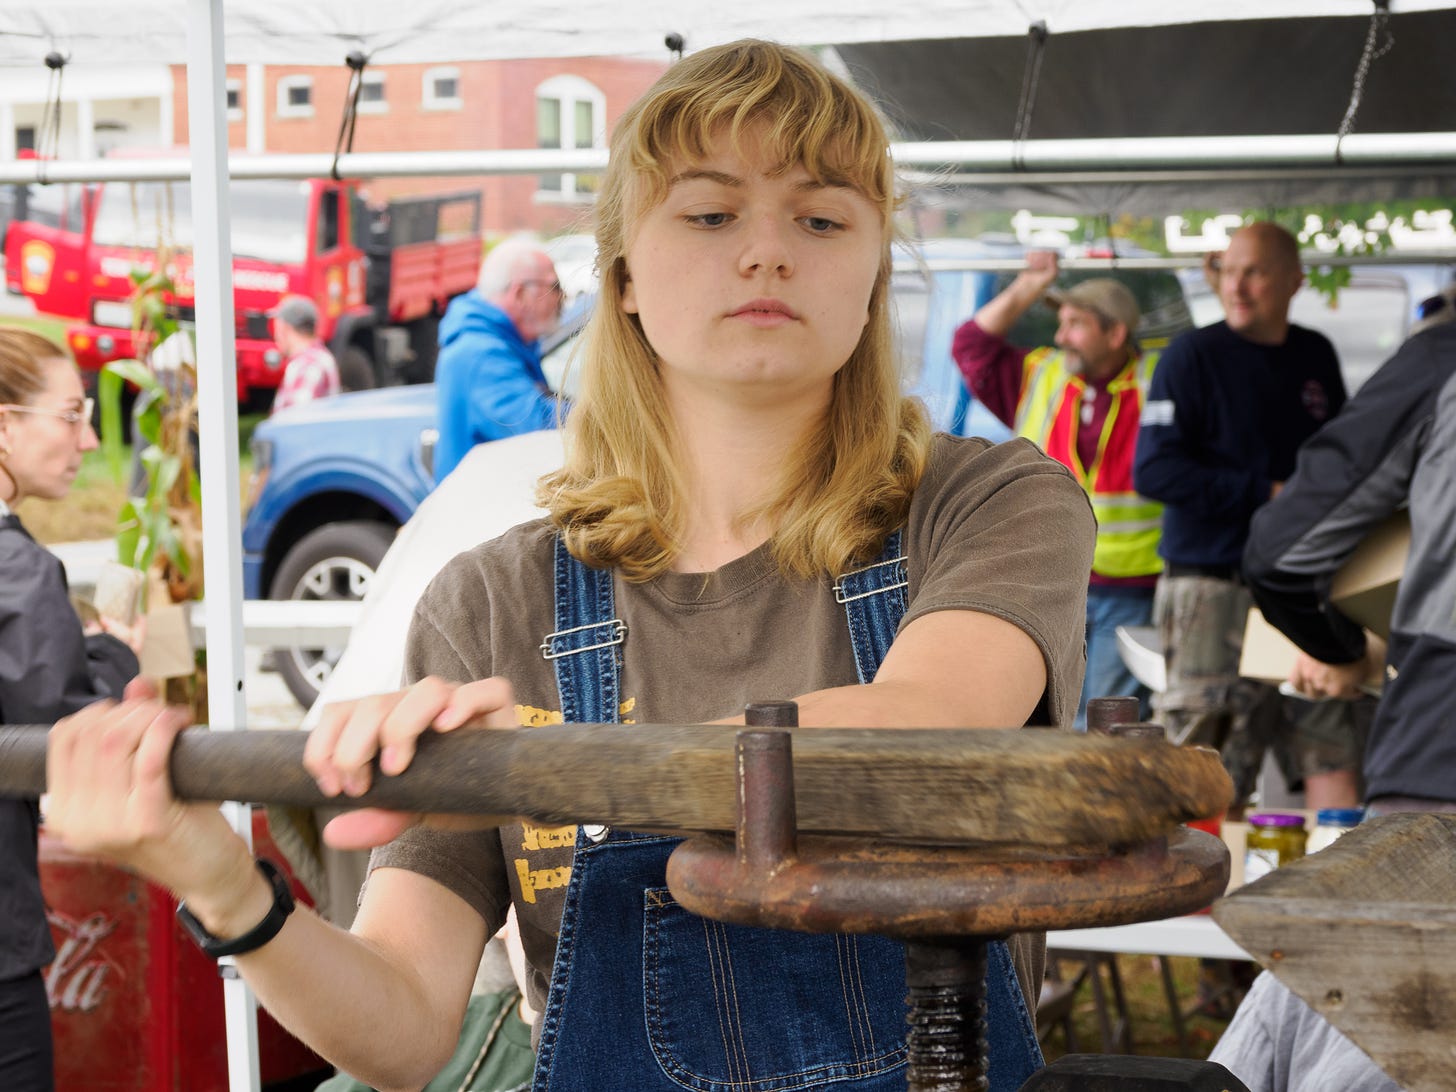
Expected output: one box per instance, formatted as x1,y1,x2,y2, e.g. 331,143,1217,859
138,603,197,679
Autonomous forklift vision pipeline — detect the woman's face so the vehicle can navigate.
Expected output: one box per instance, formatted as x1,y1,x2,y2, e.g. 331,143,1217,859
620,129,884,415
0,359,98,505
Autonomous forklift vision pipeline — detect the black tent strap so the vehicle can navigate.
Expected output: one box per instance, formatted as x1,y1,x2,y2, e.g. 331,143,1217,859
1011,20,1048,172
37,50,68,184
1335,0,1394,164
331,49,371,182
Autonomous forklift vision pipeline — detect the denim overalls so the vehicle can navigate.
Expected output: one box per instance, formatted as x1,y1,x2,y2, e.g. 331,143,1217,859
532,533,1043,1091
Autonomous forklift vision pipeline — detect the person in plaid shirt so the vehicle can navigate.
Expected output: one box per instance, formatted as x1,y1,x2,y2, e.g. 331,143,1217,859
271,295,341,414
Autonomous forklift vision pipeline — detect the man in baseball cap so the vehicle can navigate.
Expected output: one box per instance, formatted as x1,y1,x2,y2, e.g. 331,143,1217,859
270,294,341,414
952,251,1162,729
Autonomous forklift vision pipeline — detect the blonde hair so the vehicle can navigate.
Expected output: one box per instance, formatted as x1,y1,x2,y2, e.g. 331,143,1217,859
540,39,931,581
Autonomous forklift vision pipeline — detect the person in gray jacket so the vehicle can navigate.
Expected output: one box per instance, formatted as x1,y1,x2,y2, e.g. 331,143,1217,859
1243,297,1456,813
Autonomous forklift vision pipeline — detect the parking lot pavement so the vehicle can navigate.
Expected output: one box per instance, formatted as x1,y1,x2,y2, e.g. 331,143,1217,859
243,646,309,728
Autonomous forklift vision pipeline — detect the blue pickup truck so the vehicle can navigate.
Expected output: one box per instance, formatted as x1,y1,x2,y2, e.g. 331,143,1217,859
243,239,1196,706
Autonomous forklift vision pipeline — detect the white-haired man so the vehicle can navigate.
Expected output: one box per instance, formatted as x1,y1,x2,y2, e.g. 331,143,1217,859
433,237,566,482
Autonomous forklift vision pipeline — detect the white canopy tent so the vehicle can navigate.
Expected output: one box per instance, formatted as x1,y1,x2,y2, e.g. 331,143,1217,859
3,2,1454,1087
2,1,1447,66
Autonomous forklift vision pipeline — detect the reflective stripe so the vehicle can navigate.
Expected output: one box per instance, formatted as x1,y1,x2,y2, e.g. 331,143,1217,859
1097,518,1164,534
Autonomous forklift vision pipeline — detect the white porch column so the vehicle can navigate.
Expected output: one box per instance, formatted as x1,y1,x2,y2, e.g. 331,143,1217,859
246,63,265,153
0,103,14,161
75,97,95,160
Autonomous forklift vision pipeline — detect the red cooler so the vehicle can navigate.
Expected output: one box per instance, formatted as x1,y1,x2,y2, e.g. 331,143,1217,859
40,808,330,1091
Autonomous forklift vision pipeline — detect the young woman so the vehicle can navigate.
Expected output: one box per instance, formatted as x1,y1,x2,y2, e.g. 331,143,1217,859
0,328,145,1092
44,41,1094,1092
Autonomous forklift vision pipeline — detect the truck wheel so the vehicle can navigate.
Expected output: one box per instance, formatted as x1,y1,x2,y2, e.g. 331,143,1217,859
267,520,396,709
337,345,377,393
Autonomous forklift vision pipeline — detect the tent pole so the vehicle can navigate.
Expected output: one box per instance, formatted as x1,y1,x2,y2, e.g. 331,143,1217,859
185,0,260,1089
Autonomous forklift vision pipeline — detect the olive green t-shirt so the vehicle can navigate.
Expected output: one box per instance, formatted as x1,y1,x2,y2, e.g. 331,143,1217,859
370,433,1094,1024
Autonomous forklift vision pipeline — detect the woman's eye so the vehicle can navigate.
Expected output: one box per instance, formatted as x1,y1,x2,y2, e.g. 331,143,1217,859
801,216,843,234
686,212,732,228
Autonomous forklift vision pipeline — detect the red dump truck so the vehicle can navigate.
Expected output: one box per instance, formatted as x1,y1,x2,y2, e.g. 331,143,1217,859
3,173,481,405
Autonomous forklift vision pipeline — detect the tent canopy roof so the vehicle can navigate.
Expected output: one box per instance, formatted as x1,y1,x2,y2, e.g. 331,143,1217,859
1,1,1451,67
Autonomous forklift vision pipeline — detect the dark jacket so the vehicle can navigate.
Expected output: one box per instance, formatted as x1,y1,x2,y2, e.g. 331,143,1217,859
1135,321,1345,568
1244,322,1456,802
0,514,138,980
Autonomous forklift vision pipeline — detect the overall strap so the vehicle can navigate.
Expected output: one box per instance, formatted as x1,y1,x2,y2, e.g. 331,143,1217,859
542,535,626,725
834,528,908,684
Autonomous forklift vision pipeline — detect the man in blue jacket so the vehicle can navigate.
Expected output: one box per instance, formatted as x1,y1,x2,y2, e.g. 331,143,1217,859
434,238,566,482
1134,221,1359,810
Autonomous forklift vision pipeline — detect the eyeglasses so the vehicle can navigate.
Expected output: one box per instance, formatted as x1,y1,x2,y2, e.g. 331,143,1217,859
516,278,564,296
1,397,95,428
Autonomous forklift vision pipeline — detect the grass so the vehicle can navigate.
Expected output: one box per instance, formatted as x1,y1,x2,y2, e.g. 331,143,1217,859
1042,953,1238,1063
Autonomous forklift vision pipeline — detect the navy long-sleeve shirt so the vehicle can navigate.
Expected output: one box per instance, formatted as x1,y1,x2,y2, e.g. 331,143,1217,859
1134,321,1344,568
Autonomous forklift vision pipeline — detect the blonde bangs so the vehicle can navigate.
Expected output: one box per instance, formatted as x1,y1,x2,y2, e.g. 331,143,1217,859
624,42,895,222
544,39,931,582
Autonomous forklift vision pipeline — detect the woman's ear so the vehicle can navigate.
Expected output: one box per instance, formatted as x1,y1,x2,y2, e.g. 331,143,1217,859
620,266,638,315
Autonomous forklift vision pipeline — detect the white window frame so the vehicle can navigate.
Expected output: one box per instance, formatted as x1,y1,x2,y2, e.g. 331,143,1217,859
226,78,244,122
422,66,462,111
276,74,314,119
357,72,388,115
535,75,606,204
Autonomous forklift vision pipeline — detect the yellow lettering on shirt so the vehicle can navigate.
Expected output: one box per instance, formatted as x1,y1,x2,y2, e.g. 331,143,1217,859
521,823,576,852
514,858,572,904
516,704,564,727
517,698,636,726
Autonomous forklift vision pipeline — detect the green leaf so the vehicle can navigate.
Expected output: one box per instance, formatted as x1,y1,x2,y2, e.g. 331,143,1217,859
133,388,165,447
97,367,128,484
102,359,164,394
115,499,152,572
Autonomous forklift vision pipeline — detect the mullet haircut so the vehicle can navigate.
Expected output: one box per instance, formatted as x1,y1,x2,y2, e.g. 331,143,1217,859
539,39,931,582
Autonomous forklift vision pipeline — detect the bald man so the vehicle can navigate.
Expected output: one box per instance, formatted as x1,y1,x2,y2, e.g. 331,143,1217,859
433,237,567,482
1135,222,1359,811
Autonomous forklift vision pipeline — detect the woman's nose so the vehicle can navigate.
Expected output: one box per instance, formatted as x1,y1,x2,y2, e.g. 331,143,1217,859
739,216,795,277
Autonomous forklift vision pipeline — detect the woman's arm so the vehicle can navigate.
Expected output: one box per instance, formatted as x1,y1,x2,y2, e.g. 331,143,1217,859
791,609,1046,728
43,693,498,1092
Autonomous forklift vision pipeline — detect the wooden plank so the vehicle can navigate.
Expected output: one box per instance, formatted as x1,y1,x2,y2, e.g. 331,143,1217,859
0,723,1232,847
1213,813,1456,1092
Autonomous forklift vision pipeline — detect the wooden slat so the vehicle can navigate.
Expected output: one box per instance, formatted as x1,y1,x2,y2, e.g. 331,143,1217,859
0,722,1232,847
1213,813,1456,1092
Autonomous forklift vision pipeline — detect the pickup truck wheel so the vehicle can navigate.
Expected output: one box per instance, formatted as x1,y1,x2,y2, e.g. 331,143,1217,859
267,521,396,709
337,345,378,393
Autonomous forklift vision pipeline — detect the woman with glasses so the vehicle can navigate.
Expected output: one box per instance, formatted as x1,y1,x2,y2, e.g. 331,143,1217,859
0,327,145,1092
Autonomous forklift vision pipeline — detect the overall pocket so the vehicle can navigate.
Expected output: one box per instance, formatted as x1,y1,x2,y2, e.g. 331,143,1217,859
641,887,907,1092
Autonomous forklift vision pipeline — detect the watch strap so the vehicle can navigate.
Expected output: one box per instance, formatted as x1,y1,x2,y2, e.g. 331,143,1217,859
177,858,296,959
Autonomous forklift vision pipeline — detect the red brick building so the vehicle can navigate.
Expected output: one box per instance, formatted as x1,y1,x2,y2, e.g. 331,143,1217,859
170,56,666,237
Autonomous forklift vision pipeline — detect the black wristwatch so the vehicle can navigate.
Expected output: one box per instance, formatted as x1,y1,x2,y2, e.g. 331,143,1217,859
177,858,296,959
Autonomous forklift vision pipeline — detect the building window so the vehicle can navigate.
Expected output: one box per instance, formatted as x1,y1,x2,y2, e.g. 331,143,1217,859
277,75,314,119
535,75,605,202
226,79,243,121
358,72,388,114
422,66,462,111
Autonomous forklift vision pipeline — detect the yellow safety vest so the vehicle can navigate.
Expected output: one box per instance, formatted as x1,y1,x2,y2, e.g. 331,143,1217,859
1015,348,1163,579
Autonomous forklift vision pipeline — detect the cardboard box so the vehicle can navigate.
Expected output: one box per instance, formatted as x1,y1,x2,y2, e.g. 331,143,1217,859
1238,608,1382,690
1238,607,1302,683
1330,510,1409,640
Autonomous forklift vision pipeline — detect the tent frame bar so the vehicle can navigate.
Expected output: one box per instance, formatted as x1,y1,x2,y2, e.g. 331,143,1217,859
4,130,1456,186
